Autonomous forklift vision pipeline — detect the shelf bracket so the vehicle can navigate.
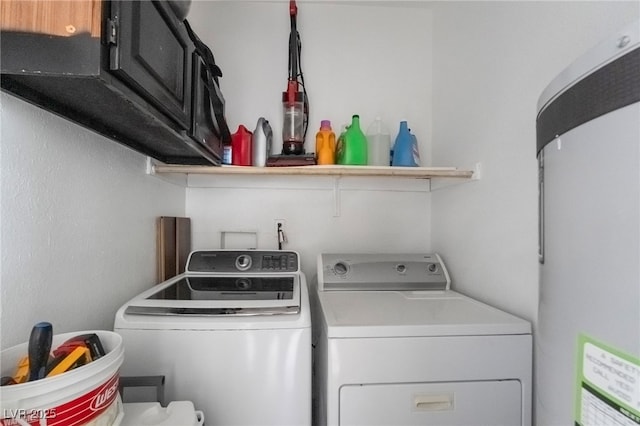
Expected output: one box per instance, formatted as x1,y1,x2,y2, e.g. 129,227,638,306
145,157,188,186
146,156,156,175
333,177,341,217
472,162,482,180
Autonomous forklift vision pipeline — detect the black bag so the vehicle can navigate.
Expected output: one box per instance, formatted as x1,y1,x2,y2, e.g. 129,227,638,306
184,20,232,145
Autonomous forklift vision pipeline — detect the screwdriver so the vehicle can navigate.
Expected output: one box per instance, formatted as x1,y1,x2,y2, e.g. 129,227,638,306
27,322,53,382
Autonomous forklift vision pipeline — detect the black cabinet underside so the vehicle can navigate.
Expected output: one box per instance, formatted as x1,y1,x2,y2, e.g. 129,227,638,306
1,30,219,165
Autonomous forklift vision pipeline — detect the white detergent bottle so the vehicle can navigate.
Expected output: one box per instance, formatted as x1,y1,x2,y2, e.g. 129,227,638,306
366,117,391,166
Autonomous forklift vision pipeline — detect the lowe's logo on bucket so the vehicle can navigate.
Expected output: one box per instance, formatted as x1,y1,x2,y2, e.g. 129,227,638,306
90,379,118,411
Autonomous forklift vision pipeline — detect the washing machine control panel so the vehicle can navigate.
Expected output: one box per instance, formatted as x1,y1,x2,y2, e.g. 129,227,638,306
187,250,299,273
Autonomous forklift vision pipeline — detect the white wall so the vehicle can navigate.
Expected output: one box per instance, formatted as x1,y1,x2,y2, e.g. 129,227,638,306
430,1,638,323
187,1,638,321
2,0,636,354
0,93,186,348
186,1,435,278
186,176,431,279
189,1,434,158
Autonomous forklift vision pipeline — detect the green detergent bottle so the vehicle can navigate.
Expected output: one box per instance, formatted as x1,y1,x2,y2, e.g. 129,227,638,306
336,115,368,165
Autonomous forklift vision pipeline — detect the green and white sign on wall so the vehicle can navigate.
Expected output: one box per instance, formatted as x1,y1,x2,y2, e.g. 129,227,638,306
575,334,640,426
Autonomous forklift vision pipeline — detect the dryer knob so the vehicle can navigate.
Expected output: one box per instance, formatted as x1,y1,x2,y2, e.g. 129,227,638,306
235,278,251,290
236,254,253,271
334,262,349,276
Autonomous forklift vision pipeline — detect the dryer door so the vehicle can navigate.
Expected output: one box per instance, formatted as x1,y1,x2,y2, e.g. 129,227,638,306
340,380,521,426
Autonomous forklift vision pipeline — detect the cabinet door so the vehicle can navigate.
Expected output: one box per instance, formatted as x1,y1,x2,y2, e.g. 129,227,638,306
189,52,223,161
109,0,191,129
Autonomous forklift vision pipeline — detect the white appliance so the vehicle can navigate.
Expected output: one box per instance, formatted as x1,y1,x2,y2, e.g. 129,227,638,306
536,21,640,426
114,250,311,426
311,253,532,426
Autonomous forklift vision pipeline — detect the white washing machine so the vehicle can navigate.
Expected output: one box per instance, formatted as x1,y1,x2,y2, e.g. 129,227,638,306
114,250,311,426
311,253,532,426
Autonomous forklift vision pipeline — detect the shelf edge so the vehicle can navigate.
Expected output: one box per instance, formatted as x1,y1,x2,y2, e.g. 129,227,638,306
152,164,474,179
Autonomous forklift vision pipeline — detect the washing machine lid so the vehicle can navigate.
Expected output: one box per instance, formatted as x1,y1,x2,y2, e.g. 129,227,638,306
317,290,531,338
124,273,301,316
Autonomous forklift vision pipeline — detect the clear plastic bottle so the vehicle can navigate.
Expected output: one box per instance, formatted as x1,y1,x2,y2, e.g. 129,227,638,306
366,117,391,166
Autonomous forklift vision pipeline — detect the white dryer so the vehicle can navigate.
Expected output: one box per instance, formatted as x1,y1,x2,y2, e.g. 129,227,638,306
311,253,532,426
114,250,311,426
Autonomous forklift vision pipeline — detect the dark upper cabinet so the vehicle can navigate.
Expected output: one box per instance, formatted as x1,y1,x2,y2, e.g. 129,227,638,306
110,1,191,129
191,51,224,156
0,0,223,165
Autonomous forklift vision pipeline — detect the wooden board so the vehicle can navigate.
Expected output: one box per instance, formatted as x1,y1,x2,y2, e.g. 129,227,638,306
0,0,102,37
176,217,191,275
156,216,191,284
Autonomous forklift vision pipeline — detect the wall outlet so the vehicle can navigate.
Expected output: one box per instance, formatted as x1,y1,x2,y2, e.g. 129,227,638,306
275,219,285,233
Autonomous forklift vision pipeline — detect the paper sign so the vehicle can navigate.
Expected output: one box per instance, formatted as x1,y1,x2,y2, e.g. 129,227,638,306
576,335,640,426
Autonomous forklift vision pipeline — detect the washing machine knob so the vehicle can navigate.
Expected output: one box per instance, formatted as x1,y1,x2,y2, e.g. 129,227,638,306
334,262,349,276
396,264,407,273
235,254,253,271
427,263,438,273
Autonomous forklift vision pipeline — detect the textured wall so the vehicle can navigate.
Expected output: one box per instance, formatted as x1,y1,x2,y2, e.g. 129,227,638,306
1,93,185,348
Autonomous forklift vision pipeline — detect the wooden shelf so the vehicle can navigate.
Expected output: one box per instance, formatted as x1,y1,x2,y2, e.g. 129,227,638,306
152,164,475,179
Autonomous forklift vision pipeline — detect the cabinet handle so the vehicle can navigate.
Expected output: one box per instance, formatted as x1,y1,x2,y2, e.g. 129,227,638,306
414,394,454,411
538,151,545,264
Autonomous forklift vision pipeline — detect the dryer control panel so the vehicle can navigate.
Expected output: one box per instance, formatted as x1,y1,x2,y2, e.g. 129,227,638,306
318,253,450,291
187,250,299,273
